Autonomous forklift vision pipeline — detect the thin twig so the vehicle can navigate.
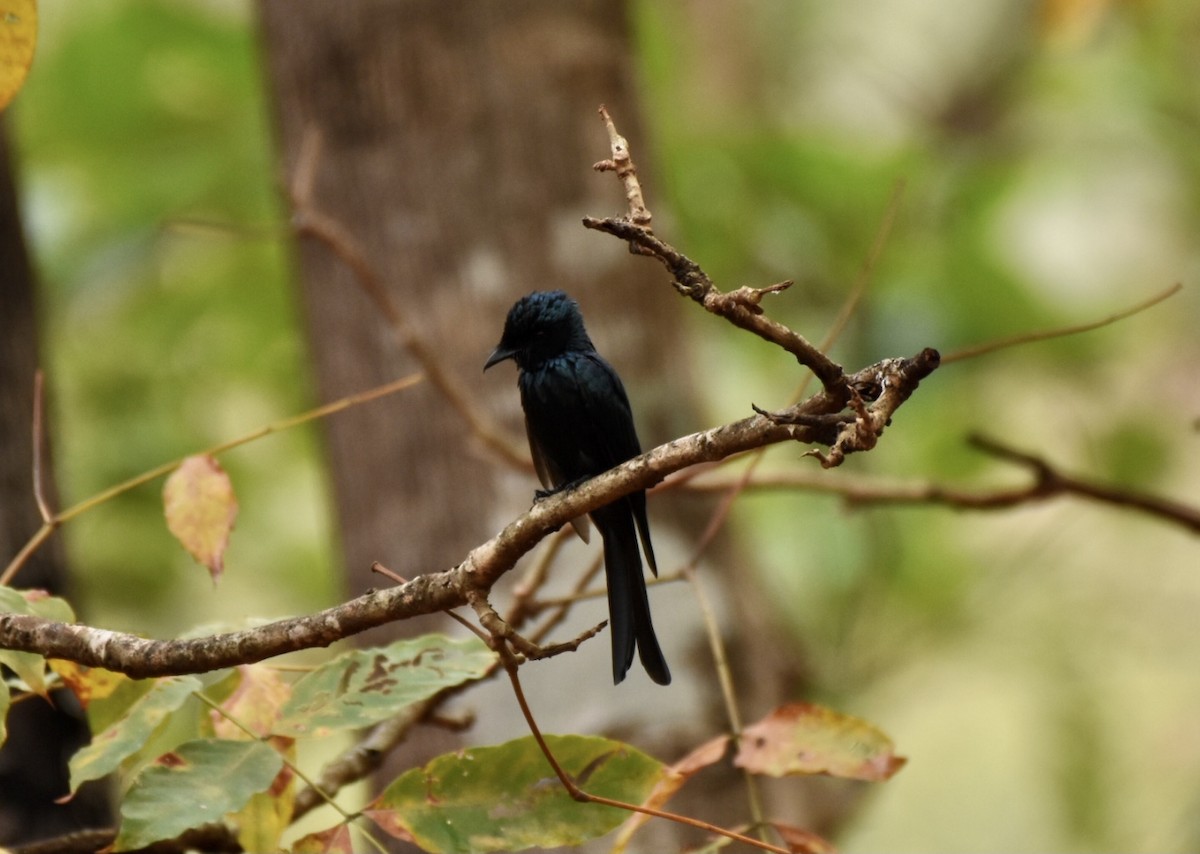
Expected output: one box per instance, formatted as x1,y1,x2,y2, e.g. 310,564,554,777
370,562,490,642
823,178,907,355
969,434,1200,533
505,525,575,627
593,105,651,228
1,374,424,587
585,216,850,393
194,691,360,827
943,282,1182,363
292,541,611,820
31,370,53,522
682,440,1200,535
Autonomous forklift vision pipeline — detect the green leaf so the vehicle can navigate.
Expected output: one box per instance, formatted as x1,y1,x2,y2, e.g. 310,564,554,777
114,738,282,851
25,589,76,624
69,675,202,791
368,734,665,853
0,647,48,698
0,584,76,620
0,587,76,696
274,634,495,738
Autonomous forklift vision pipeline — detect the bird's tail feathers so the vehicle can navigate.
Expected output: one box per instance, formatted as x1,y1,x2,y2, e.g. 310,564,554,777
629,492,657,577
599,507,671,686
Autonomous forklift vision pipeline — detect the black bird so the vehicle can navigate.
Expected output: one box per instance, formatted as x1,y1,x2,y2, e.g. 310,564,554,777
484,290,671,685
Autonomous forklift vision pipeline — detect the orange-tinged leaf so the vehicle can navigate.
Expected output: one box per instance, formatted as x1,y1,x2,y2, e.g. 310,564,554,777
360,810,417,846
292,823,356,853
1038,0,1112,46
673,733,731,775
50,660,129,708
612,734,730,852
0,0,36,112
734,702,906,782
211,665,291,740
772,822,838,854
231,759,295,853
163,454,238,582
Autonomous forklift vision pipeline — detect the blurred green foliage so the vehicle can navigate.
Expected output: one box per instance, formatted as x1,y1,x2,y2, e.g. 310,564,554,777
632,1,1200,850
12,2,335,633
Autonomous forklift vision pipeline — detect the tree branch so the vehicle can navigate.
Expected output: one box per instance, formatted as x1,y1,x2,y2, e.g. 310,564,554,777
0,349,936,675
682,434,1200,535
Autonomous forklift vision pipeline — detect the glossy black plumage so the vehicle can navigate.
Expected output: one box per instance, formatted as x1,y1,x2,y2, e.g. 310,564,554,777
484,290,670,685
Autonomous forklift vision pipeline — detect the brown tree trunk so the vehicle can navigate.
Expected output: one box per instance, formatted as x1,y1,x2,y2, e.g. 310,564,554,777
256,6,699,837
257,0,686,605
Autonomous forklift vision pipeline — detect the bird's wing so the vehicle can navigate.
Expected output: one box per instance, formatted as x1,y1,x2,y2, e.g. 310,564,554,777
526,410,591,544
573,352,657,574
526,414,558,490
573,352,642,466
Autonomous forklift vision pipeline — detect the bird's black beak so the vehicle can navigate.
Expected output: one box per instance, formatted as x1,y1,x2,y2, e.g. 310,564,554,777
483,345,516,372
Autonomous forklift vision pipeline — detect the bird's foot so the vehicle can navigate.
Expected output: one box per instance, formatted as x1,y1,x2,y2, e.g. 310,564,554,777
533,476,588,502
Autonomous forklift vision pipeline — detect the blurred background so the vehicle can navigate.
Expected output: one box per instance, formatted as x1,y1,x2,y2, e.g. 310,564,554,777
5,0,1199,851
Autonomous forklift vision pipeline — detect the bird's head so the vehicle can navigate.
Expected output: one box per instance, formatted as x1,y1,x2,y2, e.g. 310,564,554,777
484,290,593,371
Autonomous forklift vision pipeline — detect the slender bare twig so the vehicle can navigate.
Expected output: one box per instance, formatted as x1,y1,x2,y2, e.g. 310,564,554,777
292,695,437,820
31,370,53,523
505,525,574,627
194,691,361,829
584,217,850,393
943,282,1182,364
682,554,770,841
824,178,908,354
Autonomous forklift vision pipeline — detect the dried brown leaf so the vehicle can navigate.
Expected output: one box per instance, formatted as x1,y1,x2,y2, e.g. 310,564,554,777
735,702,905,782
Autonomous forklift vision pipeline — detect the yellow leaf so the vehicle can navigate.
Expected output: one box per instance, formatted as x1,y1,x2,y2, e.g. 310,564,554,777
50,660,129,707
230,742,295,852
163,454,239,582
0,0,36,112
211,665,291,740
